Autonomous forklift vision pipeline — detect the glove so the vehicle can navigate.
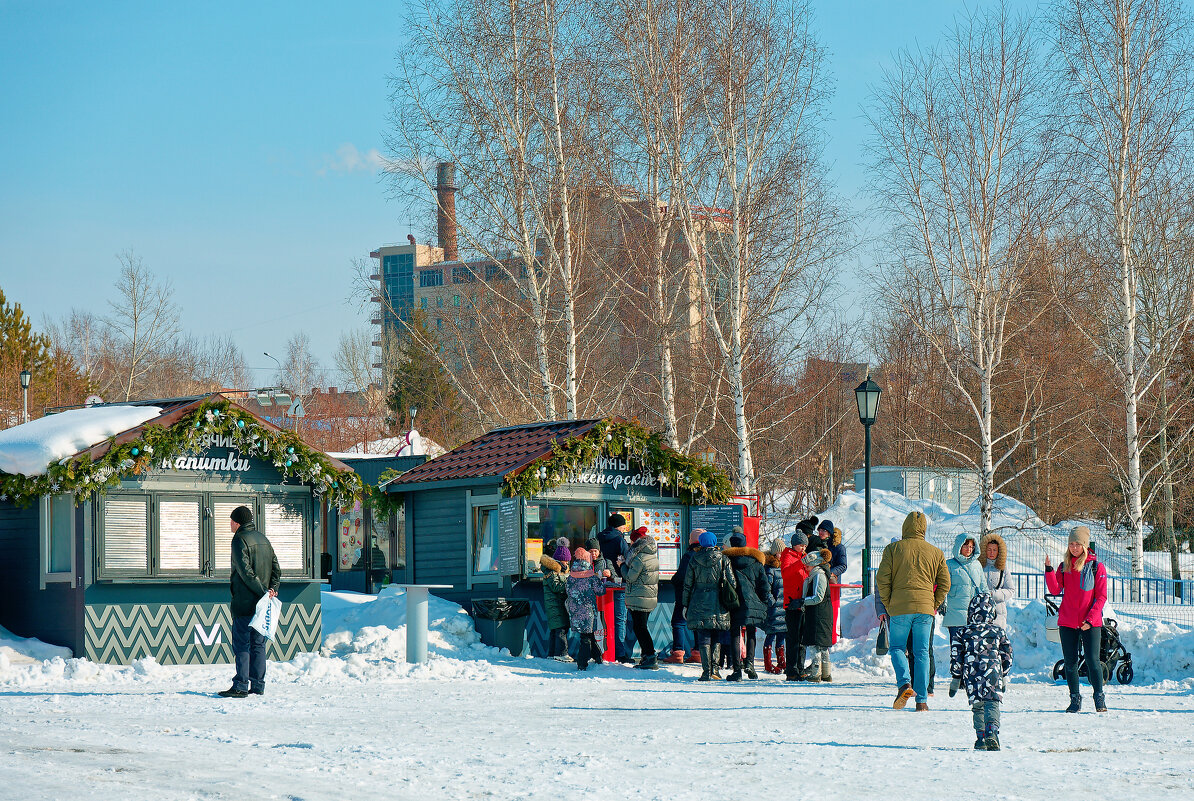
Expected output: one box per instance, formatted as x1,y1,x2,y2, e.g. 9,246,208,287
790,598,804,609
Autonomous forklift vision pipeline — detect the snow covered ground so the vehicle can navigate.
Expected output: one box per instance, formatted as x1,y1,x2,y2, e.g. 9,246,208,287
2,587,1193,800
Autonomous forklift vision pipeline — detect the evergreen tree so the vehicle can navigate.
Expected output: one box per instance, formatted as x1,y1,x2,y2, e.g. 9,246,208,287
0,287,54,428
386,312,467,449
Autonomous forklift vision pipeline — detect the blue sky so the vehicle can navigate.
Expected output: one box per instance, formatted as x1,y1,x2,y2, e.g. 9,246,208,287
0,0,1038,380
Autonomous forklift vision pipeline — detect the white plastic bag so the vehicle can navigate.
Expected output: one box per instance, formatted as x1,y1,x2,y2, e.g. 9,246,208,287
250,593,282,640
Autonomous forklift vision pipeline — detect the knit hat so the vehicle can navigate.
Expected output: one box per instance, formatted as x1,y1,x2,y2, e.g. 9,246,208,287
731,525,744,535
555,536,570,551
766,538,785,556
230,506,253,526
631,526,649,543
608,513,627,528
586,537,601,551
552,545,573,563
689,528,707,544
728,533,746,548
1068,525,1091,548
817,519,834,534
573,546,591,563
790,530,808,548
803,550,825,568
698,531,717,548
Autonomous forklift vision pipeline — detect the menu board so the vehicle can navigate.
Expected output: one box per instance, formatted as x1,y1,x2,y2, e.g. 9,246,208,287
498,496,523,576
690,504,744,547
657,543,681,575
638,506,682,546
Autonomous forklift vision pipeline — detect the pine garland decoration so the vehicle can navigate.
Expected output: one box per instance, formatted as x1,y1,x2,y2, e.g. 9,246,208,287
501,419,732,504
0,398,363,508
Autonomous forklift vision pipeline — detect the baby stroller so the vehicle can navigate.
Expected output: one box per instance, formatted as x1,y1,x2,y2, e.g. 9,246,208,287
1046,594,1134,684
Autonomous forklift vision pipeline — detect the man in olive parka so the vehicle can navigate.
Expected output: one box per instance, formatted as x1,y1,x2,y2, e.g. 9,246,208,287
220,505,280,699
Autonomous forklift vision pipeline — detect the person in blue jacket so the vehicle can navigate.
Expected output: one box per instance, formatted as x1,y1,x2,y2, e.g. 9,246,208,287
943,533,988,697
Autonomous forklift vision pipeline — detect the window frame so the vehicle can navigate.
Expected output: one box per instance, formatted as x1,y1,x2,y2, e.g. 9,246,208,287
40,493,77,588
467,492,502,587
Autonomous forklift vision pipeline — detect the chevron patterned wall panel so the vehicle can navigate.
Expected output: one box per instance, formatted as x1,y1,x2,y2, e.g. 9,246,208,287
83,601,321,665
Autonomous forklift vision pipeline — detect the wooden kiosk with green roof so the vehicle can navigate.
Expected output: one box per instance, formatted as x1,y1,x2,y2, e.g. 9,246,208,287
382,418,733,656
0,394,363,665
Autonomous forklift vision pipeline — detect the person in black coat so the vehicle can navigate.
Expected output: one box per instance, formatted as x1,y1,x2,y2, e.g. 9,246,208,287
665,529,702,663
723,531,770,680
220,506,280,699
595,514,634,662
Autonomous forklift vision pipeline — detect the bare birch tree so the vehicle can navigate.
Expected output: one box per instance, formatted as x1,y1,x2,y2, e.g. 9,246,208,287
1052,0,1194,579
676,0,846,493
104,250,180,402
868,2,1061,537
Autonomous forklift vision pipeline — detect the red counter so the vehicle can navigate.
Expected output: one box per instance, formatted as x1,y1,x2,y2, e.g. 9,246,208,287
595,585,625,661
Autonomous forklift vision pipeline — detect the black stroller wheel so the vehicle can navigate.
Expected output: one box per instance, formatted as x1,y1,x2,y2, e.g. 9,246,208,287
1116,662,1134,685
1052,659,1066,681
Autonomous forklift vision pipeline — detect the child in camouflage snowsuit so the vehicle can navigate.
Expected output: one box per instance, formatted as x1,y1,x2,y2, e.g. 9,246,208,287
950,593,1013,751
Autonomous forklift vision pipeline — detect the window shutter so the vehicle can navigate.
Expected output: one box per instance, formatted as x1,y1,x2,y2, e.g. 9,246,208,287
159,499,200,571
264,500,305,572
103,499,148,571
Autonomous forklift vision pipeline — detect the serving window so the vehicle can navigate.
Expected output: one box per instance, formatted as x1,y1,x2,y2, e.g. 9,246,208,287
523,503,599,575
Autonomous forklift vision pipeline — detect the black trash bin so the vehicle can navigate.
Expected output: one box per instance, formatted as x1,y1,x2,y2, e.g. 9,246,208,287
472,599,531,657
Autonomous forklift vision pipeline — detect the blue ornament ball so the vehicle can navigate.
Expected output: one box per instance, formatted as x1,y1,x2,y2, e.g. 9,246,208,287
130,447,139,457
236,419,245,428
287,446,295,454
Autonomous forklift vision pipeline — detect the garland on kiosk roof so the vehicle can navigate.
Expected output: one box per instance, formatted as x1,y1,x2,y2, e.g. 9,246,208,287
502,419,732,504
0,398,363,509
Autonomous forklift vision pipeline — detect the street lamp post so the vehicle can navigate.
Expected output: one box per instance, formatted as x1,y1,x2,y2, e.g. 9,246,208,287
19,369,31,424
855,372,882,596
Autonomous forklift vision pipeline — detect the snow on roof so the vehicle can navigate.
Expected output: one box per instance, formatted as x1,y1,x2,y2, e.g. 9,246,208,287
0,405,164,477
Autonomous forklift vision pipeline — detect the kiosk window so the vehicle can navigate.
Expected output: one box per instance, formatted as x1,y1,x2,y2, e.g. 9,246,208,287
103,498,149,571
158,499,201,571
264,499,306,573
473,507,499,573
47,494,74,574
527,504,598,549
212,500,243,573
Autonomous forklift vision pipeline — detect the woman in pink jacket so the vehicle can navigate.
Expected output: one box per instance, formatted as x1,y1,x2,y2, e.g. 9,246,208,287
1044,525,1108,713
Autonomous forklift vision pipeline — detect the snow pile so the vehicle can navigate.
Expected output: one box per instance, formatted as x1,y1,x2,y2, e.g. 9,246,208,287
0,624,72,667
276,587,515,684
0,404,163,476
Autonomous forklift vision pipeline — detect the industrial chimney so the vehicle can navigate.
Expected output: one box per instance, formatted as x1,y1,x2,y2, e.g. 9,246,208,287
436,162,459,262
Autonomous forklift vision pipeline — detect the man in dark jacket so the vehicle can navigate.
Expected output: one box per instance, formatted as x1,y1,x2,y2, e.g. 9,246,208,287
595,513,633,662
220,505,280,698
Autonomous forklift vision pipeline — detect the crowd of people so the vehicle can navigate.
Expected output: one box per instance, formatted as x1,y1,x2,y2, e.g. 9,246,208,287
537,511,1110,752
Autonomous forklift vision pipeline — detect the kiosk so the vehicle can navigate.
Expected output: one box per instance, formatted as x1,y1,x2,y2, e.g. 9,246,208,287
0,394,363,665
382,418,735,657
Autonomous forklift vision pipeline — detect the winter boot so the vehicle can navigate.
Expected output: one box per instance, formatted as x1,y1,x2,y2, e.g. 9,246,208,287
776,644,787,674
949,677,960,697
1094,694,1107,713
687,648,702,664
711,643,723,680
698,641,714,681
973,733,986,750
663,649,685,665
1065,695,1081,713
744,659,758,680
983,732,1000,751
763,645,775,675
635,654,660,670
804,652,822,683
726,648,744,681
893,683,914,709
820,653,832,683
915,702,930,711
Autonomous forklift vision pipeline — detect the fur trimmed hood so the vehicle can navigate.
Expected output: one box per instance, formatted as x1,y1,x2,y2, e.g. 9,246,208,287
723,546,765,564
540,554,566,574
765,553,781,569
831,528,843,547
979,533,1007,571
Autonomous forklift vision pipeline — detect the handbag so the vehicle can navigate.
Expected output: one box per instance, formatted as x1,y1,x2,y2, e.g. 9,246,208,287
718,566,741,611
876,617,890,656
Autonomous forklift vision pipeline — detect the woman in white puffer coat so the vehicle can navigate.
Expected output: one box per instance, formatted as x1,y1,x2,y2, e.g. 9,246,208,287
978,533,1015,630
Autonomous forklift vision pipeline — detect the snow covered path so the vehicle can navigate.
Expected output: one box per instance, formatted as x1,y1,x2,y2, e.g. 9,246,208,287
2,660,1191,800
